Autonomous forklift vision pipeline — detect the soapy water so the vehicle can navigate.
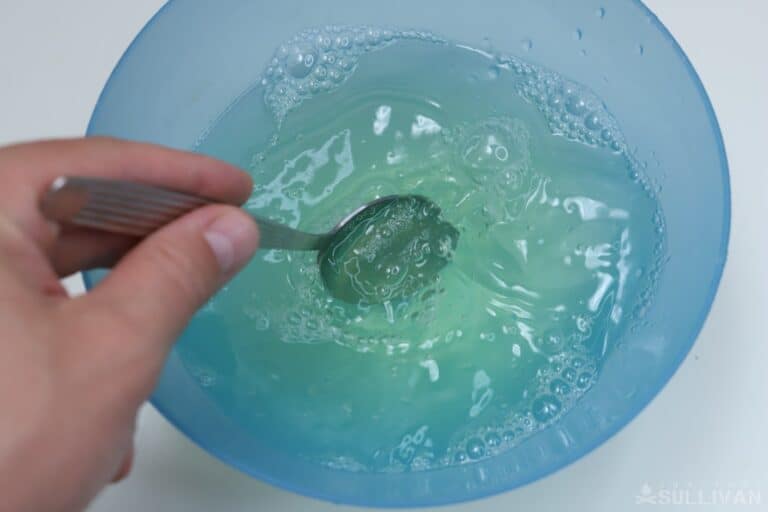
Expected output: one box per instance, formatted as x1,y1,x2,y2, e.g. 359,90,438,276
184,25,666,472
261,25,625,157
261,26,443,122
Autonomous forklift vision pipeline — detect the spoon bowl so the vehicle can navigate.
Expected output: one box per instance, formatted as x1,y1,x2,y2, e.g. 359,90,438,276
318,194,459,303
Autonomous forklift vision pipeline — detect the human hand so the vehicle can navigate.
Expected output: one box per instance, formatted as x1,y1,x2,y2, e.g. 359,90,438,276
0,138,259,512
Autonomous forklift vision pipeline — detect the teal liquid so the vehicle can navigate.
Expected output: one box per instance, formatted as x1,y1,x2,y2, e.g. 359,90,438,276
184,27,663,471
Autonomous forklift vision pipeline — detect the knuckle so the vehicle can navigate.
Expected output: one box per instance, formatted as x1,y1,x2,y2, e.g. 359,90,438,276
149,238,213,305
89,300,148,343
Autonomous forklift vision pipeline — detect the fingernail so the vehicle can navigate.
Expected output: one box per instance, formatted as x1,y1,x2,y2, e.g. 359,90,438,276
204,212,258,273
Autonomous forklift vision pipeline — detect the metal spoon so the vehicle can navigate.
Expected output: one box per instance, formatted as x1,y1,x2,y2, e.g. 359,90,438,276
41,176,459,303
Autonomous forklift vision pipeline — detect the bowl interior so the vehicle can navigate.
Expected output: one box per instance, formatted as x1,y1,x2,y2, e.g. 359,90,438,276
85,0,729,506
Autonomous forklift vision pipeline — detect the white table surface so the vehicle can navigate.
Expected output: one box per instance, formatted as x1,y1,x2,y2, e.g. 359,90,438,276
1,1,766,510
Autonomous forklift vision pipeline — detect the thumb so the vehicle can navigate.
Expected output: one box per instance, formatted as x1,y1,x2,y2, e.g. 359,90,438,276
86,205,258,348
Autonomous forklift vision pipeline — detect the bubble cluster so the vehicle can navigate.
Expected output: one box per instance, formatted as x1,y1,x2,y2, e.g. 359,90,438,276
391,425,432,466
448,117,535,224
262,26,443,121
511,64,626,152
444,352,598,465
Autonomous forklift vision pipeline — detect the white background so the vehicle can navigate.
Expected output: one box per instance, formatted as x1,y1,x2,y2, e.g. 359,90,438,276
1,1,766,511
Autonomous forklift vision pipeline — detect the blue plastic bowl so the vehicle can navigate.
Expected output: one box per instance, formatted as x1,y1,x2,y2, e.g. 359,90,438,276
85,0,729,506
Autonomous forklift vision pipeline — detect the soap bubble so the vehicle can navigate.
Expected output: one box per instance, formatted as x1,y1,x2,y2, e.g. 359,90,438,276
284,44,317,78
485,431,502,447
466,437,486,459
550,378,571,396
532,395,562,423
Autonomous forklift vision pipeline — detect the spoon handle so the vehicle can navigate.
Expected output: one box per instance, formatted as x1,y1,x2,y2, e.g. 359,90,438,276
248,214,328,251
40,176,328,251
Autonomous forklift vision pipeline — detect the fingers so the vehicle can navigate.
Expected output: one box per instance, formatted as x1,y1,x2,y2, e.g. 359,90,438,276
81,204,258,354
49,227,139,277
0,137,253,252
